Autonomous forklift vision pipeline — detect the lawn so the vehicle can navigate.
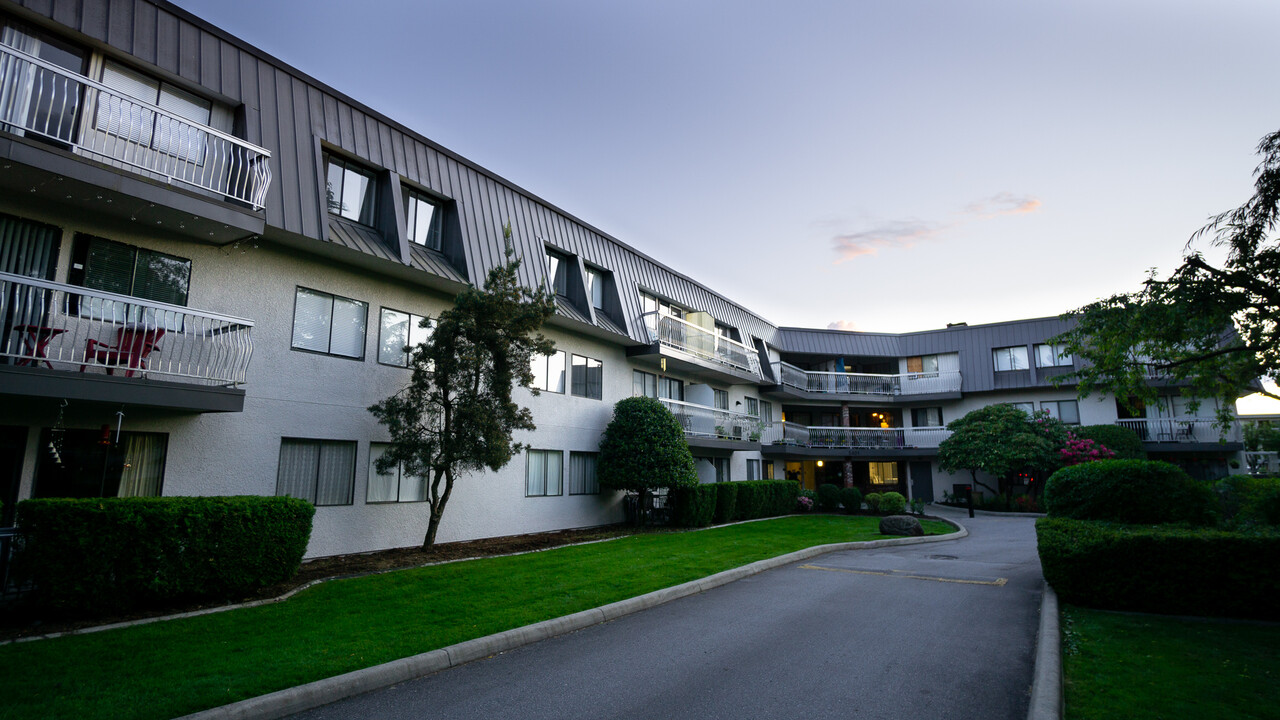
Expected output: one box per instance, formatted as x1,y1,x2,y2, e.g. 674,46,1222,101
1063,605,1280,720
0,514,954,720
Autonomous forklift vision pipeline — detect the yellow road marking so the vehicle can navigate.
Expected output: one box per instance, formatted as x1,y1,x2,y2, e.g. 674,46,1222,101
799,564,1008,586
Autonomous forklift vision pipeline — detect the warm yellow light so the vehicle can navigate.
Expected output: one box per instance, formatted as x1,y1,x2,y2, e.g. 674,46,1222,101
816,460,824,467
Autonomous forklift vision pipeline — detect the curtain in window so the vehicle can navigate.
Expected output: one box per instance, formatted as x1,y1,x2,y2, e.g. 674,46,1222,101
367,443,398,503
315,442,355,506
569,452,598,495
400,467,426,502
527,451,546,496
117,433,165,497
276,440,319,503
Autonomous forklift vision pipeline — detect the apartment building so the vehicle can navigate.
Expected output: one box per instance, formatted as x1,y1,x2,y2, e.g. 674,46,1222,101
0,0,1245,562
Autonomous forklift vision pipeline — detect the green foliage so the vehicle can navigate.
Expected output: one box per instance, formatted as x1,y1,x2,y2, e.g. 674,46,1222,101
732,481,765,521
938,405,1068,495
1043,459,1216,525
1215,475,1280,528
1051,130,1280,425
13,497,313,615
838,487,863,514
369,233,556,546
713,482,738,523
878,491,906,515
816,483,841,511
1071,424,1146,460
1037,518,1280,619
598,397,699,497
864,492,882,513
670,484,717,527
1243,420,1280,452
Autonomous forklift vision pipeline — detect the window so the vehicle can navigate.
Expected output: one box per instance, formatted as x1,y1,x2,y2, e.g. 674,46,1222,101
276,439,356,506
530,350,567,393
34,428,166,498
1,20,87,143
907,355,939,374
633,370,657,398
378,308,432,367
71,235,191,307
569,452,599,495
526,449,563,496
1009,402,1035,415
1035,343,1073,368
640,291,684,320
570,354,603,400
993,346,1029,372
761,401,774,424
1173,396,1214,418
869,461,898,485
545,250,569,296
746,459,761,481
911,407,943,427
713,457,730,483
404,189,442,250
97,60,213,163
713,389,729,410
325,154,377,225
658,377,684,401
585,266,605,310
292,287,368,359
367,443,425,502
745,397,759,417
764,460,774,480
1041,400,1080,425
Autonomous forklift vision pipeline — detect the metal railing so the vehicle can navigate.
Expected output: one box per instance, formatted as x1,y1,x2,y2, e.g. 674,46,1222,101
760,421,951,449
0,271,254,386
771,360,961,396
1115,418,1242,444
658,397,764,441
0,44,272,209
1245,451,1278,475
639,312,759,376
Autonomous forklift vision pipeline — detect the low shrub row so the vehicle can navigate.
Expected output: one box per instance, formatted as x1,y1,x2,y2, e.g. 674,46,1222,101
866,491,906,515
1037,517,1280,620
14,496,314,614
1043,459,1216,525
1215,475,1280,529
671,480,799,527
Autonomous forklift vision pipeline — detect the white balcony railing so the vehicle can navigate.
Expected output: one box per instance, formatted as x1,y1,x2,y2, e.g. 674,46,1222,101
1115,418,1242,444
771,360,961,396
658,397,764,442
0,272,253,386
0,44,272,209
640,312,759,376
760,422,951,449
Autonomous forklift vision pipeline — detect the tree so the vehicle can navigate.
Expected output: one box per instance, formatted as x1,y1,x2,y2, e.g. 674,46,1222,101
369,227,555,547
598,396,698,524
1052,129,1280,425
938,405,1068,497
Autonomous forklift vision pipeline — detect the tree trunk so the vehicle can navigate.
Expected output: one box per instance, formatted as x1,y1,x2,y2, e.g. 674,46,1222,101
422,469,455,548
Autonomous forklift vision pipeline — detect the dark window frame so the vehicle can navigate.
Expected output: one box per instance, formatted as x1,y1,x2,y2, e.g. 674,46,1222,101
290,286,369,361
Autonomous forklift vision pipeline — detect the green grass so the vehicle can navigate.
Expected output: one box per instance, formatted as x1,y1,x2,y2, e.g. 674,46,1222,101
0,515,954,720
1063,605,1280,720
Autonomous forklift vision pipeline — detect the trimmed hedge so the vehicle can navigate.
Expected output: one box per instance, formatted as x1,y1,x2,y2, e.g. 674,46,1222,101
670,484,717,527
1043,459,1216,526
694,481,798,526
1216,475,1280,528
878,491,906,515
1037,517,1280,619
713,482,738,524
13,496,314,614
817,483,841,511
838,487,863,515
1072,424,1146,460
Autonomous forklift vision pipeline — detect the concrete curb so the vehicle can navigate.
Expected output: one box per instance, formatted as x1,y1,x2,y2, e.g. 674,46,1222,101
1026,582,1062,720
178,520,968,720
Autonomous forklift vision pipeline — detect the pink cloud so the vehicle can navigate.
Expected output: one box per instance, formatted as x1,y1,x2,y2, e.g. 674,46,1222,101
831,221,942,263
964,192,1042,218
827,320,859,331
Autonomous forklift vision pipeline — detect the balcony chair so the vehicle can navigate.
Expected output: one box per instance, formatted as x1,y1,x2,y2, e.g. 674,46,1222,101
80,327,165,378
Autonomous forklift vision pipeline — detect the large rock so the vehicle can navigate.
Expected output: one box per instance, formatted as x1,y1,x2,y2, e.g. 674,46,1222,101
879,514,924,537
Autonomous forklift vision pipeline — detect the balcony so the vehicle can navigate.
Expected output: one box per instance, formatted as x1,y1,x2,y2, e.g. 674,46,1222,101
769,360,962,401
1116,418,1243,448
0,272,253,412
0,44,272,242
658,397,762,450
760,422,951,455
629,312,761,384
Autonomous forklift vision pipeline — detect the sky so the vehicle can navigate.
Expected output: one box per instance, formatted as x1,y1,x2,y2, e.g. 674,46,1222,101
171,0,1280,413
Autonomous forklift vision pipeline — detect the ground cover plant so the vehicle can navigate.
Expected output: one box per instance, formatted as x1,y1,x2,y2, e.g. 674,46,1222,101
1062,605,1280,720
0,514,956,720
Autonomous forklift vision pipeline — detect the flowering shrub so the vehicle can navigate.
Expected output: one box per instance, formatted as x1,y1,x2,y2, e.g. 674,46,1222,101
797,495,814,512
1059,431,1116,466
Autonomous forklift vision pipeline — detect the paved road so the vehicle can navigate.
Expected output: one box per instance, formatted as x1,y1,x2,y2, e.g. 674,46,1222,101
289,510,1044,720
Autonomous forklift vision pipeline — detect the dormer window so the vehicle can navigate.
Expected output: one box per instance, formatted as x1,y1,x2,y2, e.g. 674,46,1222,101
585,266,604,310
404,188,442,250
545,250,569,296
325,154,377,225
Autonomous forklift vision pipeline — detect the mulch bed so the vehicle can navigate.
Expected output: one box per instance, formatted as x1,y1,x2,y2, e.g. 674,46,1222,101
0,524,634,642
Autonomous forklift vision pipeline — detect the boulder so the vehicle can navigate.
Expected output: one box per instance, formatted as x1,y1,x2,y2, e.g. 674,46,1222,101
879,514,924,537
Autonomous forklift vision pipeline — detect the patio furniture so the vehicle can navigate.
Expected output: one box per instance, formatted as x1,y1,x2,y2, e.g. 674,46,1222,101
80,327,165,377
11,325,65,368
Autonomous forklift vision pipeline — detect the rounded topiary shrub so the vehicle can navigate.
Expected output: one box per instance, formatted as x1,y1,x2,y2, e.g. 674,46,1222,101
865,492,882,513
839,487,863,514
816,483,841,511
599,396,698,496
878,491,906,515
1043,459,1216,525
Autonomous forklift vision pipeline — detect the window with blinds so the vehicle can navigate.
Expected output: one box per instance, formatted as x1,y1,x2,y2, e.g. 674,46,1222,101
96,60,213,163
275,438,356,506
0,213,60,279
291,287,367,359
68,235,191,328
